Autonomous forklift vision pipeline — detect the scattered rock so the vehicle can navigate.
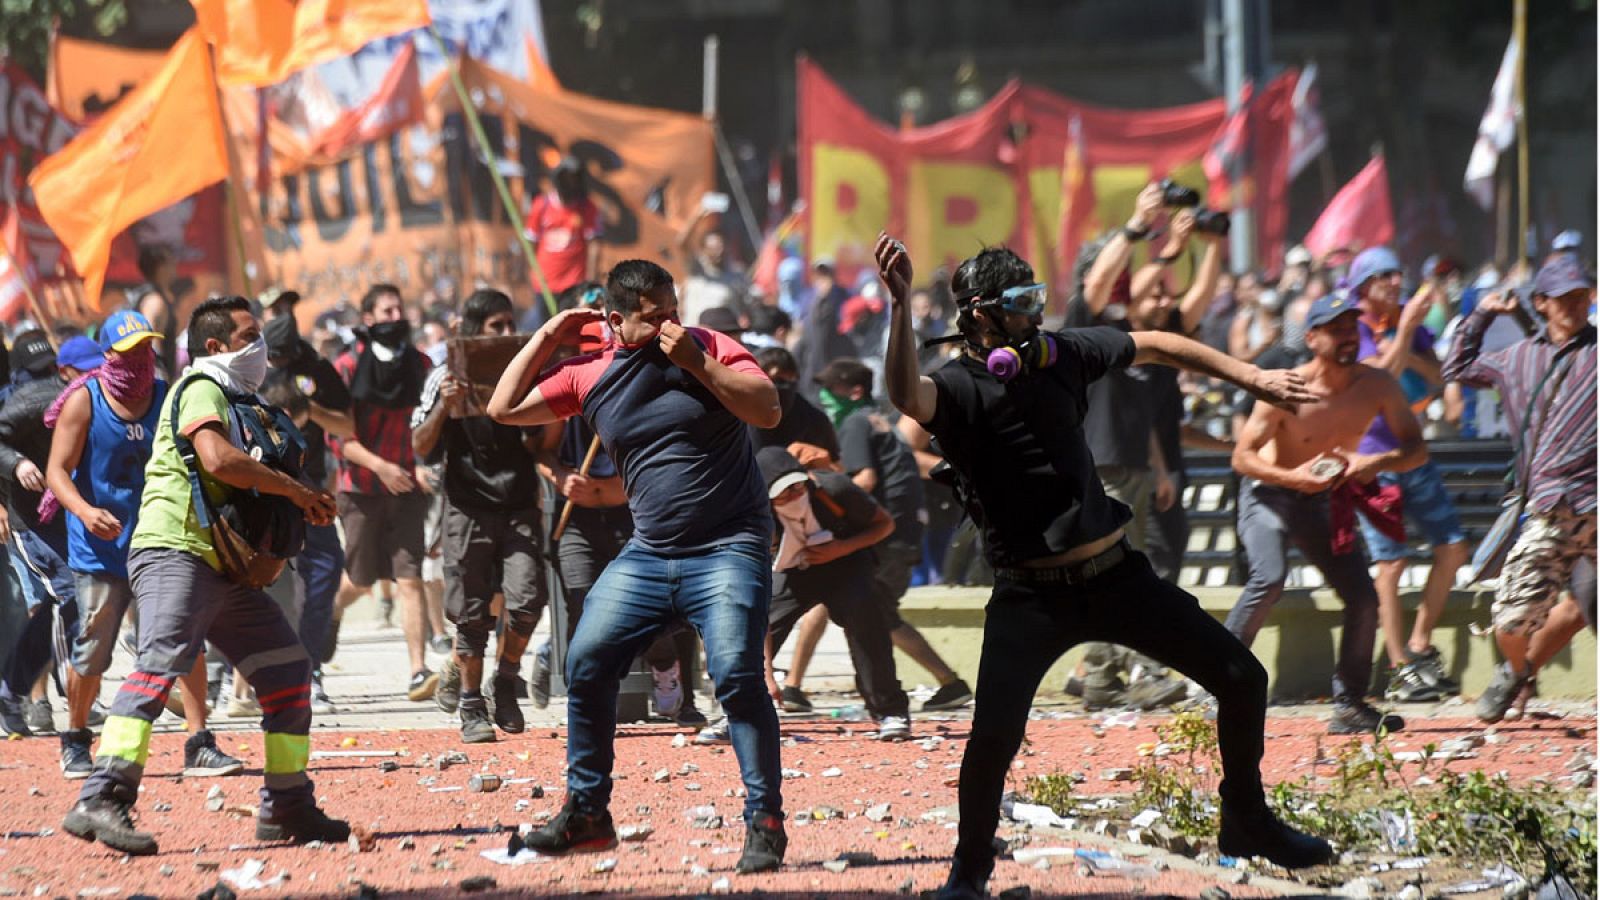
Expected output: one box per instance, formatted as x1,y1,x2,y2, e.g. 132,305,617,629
529,784,545,799
865,803,892,822
347,826,377,854
458,875,496,892
822,860,849,873
592,858,617,873
671,734,687,748
398,837,415,850
158,866,175,878
1397,885,1423,900
1099,768,1134,782
205,785,225,812
1199,888,1231,900
1227,871,1250,885
378,760,399,773
1338,876,1384,899
710,876,731,893
821,767,843,778
652,769,672,783
618,824,653,842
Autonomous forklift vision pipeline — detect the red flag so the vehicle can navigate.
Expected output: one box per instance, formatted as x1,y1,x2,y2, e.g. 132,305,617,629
308,43,424,157
1303,155,1395,259
0,204,37,322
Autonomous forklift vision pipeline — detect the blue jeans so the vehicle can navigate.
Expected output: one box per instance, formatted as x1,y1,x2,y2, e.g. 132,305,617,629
565,538,781,822
296,522,344,664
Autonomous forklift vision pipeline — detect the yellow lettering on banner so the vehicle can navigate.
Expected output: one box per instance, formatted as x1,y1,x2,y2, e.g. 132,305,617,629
906,161,1015,272
1026,166,1062,287
810,143,890,264
1088,159,1206,282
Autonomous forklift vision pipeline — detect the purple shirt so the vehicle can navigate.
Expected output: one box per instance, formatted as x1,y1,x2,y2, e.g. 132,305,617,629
1356,320,1435,454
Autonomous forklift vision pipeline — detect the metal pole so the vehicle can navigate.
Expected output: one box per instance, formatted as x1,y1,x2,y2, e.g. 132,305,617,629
703,35,719,119
1221,0,1253,272
427,27,559,318
1513,0,1529,259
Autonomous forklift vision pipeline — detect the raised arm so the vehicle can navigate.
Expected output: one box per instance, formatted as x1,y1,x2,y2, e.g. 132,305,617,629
1082,183,1163,315
1369,284,1440,385
1178,230,1226,335
875,233,939,424
1441,292,1516,389
1132,330,1317,410
487,308,603,427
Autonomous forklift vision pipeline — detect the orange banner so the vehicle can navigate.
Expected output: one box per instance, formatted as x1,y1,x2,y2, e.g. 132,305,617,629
29,29,229,308
191,0,432,86
47,35,165,121
234,57,713,317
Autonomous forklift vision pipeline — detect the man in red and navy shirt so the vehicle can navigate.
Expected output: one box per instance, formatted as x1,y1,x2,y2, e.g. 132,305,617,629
330,284,436,703
488,260,787,873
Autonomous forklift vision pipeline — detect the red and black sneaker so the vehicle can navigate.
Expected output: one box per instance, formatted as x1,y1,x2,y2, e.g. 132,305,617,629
735,812,787,874
520,798,617,856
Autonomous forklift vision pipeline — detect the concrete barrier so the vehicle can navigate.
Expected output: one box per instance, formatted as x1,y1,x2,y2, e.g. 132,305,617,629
896,584,1596,702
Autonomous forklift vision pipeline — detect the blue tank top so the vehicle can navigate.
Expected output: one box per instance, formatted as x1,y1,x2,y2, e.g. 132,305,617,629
67,377,167,577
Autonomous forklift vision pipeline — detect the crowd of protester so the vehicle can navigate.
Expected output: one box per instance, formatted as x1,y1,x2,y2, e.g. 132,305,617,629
0,178,1592,779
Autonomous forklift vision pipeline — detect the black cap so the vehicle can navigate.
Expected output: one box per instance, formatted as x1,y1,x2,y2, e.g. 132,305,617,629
9,330,55,376
813,357,873,393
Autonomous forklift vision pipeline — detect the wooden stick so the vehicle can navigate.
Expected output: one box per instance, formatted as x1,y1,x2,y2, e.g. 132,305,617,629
551,434,602,541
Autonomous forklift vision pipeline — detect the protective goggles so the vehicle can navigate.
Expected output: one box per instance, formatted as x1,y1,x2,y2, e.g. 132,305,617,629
990,283,1047,316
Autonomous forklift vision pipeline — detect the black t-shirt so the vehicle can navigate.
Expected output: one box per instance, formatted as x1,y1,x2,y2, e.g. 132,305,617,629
925,327,1137,566
1063,296,1158,469
749,394,840,459
837,406,924,541
414,368,543,510
264,356,351,487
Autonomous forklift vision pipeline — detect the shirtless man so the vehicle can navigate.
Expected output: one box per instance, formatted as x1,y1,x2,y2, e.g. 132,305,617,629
1226,292,1427,734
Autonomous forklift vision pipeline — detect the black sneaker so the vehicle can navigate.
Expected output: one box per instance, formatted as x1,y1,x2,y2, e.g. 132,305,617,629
1384,663,1443,703
922,679,974,712
63,795,158,855
183,729,245,777
778,685,812,713
0,696,31,737
491,675,524,734
60,728,93,779
25,698,55,734
530,644,552,710
435,658,461,714
1218,805,1333,869
460,697,496,744
1476,663,1530,724
1327,699,1405,735
734,812,787,874
1405,646,1460,695
407,668,439,702
675,693,709,728
256,804,351,843
519,798,617,855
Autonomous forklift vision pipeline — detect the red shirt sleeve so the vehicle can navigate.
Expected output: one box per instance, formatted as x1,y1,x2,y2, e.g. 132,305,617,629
534,350,609,420
692,327,766,377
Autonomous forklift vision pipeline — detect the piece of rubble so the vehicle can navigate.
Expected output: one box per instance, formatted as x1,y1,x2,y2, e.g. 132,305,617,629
821,767,843,777
458,875,496,892
592,858,617,873
865,803,892,822
1199,888,1231,900
652,769,672,783
618,825,653,842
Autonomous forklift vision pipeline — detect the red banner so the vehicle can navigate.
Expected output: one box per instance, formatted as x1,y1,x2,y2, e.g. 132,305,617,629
1303,155,1395,259
798,57,1294,295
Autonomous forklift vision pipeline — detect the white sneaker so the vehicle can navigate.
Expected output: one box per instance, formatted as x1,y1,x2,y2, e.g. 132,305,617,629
651,662,683,718
875,715,911,742
694,716,731,745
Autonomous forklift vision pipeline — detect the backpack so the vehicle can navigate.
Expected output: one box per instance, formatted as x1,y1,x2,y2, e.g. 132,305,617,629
170,373,308,588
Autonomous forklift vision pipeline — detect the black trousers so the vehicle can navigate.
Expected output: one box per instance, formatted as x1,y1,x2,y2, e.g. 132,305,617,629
769,554,910,719
557,504,687,672
954,549,1269,878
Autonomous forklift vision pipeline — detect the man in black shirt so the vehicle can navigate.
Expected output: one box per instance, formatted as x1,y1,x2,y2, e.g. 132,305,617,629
748,348,838,466
874,235,1328,900
412,290,547,743
263,294,354,714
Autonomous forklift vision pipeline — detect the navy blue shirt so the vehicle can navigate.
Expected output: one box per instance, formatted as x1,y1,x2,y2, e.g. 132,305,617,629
539,328,772,555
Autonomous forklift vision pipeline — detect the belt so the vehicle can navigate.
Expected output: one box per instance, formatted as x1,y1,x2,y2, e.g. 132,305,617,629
995,539,1130,586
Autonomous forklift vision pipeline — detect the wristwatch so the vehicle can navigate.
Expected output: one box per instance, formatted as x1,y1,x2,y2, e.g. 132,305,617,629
1122,224,1150,241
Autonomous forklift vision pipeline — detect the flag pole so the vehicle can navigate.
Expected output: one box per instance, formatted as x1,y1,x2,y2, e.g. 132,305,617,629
426,27,558,318
0,230,60,352
1513,0,1529,259
206,45,255,298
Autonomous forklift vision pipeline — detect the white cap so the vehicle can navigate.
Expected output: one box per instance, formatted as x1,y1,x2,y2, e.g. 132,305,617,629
1285,245,1313,267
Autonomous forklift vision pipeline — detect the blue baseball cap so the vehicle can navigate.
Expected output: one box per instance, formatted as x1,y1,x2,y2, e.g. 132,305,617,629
97,309,161,354
1304,292,1361,330
1532,254,1596,298
57,336,105,371
1347,247,1402,293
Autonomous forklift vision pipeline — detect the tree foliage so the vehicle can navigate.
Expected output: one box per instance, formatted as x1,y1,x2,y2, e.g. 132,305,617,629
0,0,127,78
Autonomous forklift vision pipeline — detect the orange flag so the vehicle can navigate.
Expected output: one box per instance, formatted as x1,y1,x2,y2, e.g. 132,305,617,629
28,29,228,310
191,0,432,86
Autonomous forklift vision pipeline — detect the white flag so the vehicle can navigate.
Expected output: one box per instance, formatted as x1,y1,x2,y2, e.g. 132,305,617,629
1463,36,1521,210
1287,63,1327,180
